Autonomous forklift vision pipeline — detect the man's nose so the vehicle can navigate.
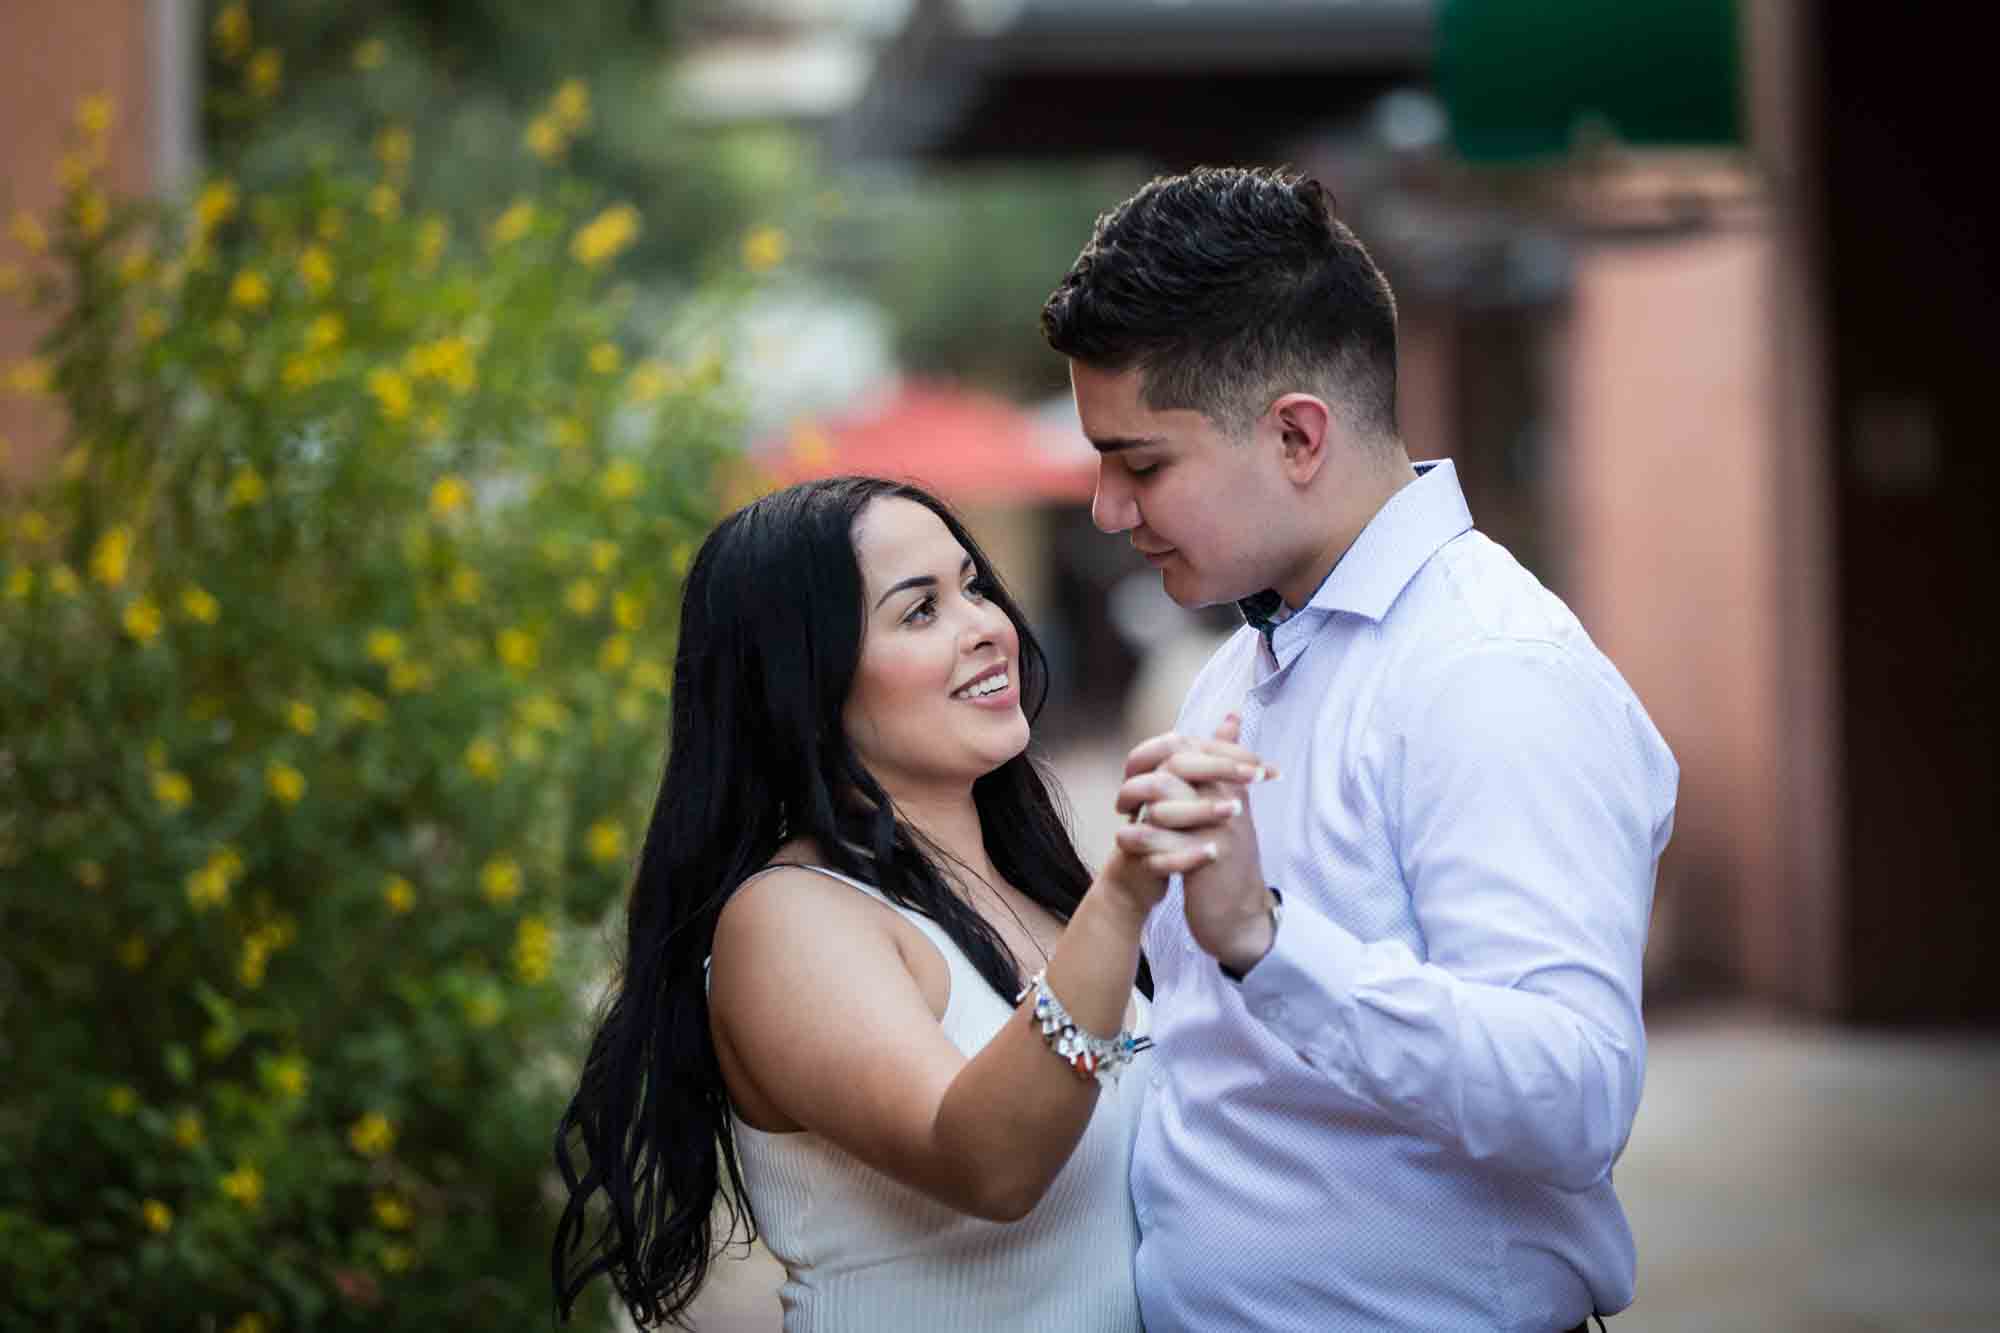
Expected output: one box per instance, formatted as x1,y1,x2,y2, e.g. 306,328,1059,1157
1091,468,1136,534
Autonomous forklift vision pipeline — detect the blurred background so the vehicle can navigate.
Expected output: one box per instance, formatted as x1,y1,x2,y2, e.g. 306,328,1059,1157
3,1,1994,1330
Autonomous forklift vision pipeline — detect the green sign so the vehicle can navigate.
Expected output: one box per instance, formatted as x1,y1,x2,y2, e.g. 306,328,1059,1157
1439,0,1741,162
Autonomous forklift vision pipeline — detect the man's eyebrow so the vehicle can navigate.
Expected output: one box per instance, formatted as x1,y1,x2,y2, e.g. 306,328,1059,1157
872,556,974,610
1089,435,1165,455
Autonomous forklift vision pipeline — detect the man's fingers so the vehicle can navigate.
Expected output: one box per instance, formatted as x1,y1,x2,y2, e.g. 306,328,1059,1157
1129,795,1243,831
1115,769,1199,816
1160,751,1273,787
1123,731,1193,779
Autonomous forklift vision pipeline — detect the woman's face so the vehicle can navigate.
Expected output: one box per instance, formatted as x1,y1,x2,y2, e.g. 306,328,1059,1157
843,497,1030,802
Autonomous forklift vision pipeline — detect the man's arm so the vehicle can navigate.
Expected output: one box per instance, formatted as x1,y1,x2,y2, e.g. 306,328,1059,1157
1200,641,1676,1192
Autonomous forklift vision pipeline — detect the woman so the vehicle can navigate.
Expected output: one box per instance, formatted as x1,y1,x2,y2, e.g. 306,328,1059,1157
551,477,1255,1329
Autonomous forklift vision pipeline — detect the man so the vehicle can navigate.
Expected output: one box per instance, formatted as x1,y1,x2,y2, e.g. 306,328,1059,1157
1044,167,1677,1332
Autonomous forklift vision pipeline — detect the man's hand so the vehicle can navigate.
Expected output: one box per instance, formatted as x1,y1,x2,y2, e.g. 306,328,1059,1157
1114,715,1278,975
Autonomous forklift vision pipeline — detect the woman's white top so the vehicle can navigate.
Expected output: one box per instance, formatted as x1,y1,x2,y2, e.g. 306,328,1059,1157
725,864,1150,1332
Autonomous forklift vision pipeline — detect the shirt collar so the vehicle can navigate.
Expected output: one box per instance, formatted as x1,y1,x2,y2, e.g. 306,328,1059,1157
1236,459,1473,634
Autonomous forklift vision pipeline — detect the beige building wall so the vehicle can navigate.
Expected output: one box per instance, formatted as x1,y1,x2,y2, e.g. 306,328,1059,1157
1558,229,1782,985
1,0,161,483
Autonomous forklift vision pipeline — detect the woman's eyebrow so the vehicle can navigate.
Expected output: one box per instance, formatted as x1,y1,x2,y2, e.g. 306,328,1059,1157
871,557,974,611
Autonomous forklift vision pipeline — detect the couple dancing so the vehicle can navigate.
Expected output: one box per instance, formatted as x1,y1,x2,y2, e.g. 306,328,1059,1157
553,168,1678,1332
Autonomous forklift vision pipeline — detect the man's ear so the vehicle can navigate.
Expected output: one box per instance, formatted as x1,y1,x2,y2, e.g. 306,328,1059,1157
1267,393,1332,486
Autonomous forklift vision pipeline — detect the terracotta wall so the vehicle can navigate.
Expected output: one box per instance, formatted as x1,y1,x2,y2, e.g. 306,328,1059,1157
1,0,157,482
1557,230,1782,987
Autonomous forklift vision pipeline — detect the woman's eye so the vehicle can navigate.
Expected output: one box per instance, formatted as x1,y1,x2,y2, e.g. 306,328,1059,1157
902,595,937,626
963,577,990,602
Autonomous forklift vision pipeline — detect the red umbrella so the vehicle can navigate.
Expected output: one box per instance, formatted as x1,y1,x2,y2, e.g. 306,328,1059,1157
756,380,1097,506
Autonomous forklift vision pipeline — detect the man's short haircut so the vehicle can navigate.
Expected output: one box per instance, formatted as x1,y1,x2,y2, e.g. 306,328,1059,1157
1041,166,1400,439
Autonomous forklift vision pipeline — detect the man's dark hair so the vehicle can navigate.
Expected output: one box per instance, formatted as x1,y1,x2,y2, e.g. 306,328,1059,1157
1042,166,1399,439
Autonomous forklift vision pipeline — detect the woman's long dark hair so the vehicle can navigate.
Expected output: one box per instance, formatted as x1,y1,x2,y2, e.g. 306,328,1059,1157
551,477,1127,1328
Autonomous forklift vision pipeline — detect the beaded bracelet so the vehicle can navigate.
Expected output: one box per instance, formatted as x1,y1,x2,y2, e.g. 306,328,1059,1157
1015,967,1143,1088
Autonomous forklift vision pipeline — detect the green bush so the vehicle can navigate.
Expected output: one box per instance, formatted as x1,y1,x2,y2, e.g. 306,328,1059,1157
0,86,752,1331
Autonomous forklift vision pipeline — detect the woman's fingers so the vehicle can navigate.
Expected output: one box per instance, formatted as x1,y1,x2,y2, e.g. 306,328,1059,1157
1122,728,1277,782
1131,795,1242,830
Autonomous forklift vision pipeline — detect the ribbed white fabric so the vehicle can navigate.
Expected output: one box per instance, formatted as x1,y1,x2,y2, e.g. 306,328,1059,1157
725,864,1149,1333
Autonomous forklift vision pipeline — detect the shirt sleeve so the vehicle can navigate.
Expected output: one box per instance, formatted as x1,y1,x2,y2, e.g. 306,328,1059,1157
1236,640,1674,1193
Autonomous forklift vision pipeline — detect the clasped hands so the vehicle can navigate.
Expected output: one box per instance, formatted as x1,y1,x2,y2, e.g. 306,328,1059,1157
1105,713,1279,978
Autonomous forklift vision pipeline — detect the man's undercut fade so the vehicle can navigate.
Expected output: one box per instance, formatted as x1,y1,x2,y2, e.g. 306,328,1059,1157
1041,166,1400,440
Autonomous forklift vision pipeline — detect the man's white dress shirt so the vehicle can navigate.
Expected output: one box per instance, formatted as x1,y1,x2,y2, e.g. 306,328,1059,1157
1132,460,1678,1333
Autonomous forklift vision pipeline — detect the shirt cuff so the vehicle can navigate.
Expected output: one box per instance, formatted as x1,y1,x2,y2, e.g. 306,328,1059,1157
1234,897,1369,1059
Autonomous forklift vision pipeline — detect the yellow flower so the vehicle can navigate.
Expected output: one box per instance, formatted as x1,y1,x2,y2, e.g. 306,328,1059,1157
589,539,620,573
266,762,307,806
367,184,400,220
268,1055,309,1098
513,914,555,983
375,125,413,171
285,699,318,735
349,1112,396,1157
76,189,110,240
373,1193,413,1230
742,225,789,273
141,1199,174,1234
600,460,641,501
90,525,132,587
584,820,626,866
586,341,621,375
185,845,243,911
220,1163,264,1208
627,360,677,405
10,210,48,255
552,417,586,449
354,37,387,70
570,204,640,268
598,635,632,672
212,3,250,59
495,627,538,671
516,693,566,731
612,590,643,631
448,566,481,604
341,689,387,724
123,597,164,644
4,566,31,601
77,93,116,136
367,367,412,421
118,933,150,969
304,312,344,353
172,1109,204,1149
7,358,52,396
365,628,404,664
388,660,434,694
181,583,221,623
15,510,51,542
106,1084,140,1116
489,199,536,249
238,935,270,987
226,465,267,508
428,474,469,518
247,48,283,98
524,115,565,162
382,1242,417,1273
228,1314,268,1333
552,79,591,131
298,244,334,296
229,269,270,310
383,874,415,914
615,690,649,725
508,727,545,765
631,660,668,695
117,244,152,284
49,565,81,598
417,215,449,270
153,769,193,811
75,859,107,889
563,578,599,617
480,856,523,906
136,308,168,342
195,181,240,236
463,738,502,782
406,336,476,392
670,540,695,577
